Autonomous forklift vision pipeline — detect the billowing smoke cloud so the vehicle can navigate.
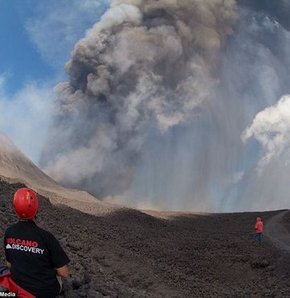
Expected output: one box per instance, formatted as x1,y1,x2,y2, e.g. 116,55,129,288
41,0,290,211
41,0,237,199
242,95,290,171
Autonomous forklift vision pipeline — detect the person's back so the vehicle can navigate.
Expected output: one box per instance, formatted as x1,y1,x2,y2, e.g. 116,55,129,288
5,221,69,297
3,188,70,298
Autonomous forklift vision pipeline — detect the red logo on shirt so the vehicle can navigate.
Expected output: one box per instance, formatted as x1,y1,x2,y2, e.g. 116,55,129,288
6,238,39,248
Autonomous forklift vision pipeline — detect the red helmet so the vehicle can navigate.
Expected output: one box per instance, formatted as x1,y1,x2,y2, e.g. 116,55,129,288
13,188,39,220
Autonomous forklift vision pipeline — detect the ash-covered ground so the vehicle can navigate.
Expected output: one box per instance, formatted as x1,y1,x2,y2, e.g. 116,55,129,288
1,179,290,297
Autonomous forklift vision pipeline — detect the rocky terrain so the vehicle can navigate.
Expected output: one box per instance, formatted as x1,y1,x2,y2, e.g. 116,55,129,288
1,179,290,297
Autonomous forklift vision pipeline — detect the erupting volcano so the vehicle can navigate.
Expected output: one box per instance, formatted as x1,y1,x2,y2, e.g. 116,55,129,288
40,0,290,212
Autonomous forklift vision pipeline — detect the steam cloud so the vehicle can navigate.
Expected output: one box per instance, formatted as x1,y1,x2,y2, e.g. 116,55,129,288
41,0,237,198
41,0,290,211
242,95,290,171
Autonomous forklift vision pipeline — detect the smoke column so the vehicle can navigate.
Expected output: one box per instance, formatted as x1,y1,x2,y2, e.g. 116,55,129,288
41,0,290,211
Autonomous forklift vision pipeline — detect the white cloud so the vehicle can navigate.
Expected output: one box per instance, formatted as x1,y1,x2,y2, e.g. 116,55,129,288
0,75,53,163
242,95,290,170
0,1,109,162
26,0,109,67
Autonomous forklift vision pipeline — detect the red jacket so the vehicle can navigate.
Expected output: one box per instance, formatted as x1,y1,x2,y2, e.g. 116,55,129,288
0,271,34,298
255,217,263,233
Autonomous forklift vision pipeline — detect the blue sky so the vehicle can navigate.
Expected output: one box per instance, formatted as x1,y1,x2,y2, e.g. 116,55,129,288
0,0,108,161
0,0,54,94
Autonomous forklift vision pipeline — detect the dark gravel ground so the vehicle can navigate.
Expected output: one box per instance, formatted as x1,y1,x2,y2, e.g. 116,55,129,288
1,179,290,297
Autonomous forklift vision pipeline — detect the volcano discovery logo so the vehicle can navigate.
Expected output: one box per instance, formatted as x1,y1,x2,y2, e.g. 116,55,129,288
5,238,44,255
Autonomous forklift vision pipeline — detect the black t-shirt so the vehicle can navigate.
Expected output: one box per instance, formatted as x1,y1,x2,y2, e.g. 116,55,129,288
4,221,70,298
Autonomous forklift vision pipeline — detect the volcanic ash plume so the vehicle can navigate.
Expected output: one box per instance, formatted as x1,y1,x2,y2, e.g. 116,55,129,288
242,95,290,172
41,0,237,198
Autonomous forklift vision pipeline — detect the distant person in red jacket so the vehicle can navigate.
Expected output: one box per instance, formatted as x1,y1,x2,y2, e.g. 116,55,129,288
255,217,263,244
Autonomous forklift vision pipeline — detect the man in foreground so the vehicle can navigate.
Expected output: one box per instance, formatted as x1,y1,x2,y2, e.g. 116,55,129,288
3,187,70,297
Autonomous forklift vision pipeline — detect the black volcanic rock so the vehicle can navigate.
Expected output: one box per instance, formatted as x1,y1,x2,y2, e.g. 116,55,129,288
1,179,290,297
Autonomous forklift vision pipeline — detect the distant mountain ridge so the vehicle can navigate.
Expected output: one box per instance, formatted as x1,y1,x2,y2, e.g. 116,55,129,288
0,132,116,215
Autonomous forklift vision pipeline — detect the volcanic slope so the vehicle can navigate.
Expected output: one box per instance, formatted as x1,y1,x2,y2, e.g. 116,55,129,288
1,180,290,297
0,133,116,215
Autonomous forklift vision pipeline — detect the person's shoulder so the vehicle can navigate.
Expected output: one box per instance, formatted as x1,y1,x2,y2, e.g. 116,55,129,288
5,222,20,233
35,225,57,241
35,224,52,235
